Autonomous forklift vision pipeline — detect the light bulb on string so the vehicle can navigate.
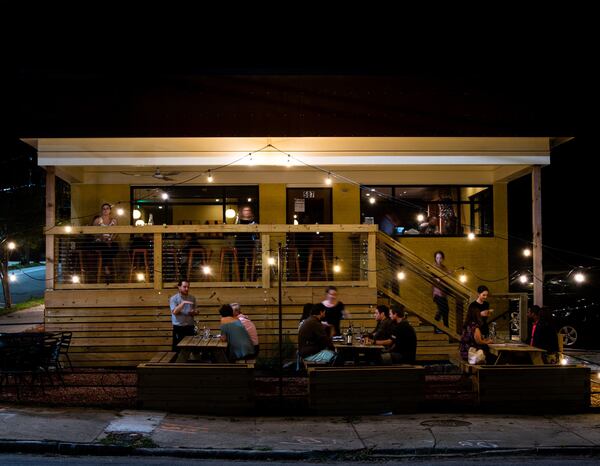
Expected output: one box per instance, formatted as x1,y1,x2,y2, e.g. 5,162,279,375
9,274,17,283
397,271,406,280
467,232,476,240
325,173,332,185
523,248,532,257
207,171,214,183
161,192,169,200
7,241,16,250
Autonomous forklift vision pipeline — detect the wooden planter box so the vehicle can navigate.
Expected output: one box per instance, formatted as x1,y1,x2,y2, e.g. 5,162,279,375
308,366,425,414
472,364,591,412
137,353,255,414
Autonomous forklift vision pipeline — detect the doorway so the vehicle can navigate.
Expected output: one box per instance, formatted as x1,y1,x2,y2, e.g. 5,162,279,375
286,188,332,281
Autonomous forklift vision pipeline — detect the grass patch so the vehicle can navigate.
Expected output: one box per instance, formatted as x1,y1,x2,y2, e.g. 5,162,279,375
100,433,157,449
0,297,44,315
8,262,44,271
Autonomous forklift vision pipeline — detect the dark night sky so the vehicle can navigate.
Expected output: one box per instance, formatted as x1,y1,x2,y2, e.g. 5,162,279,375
4,36,597,274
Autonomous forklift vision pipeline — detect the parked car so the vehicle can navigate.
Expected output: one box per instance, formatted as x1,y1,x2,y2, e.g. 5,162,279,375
550,297,600,348
545,270,600,348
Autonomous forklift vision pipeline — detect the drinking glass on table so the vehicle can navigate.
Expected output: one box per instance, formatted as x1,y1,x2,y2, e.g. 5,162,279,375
203,326,211,339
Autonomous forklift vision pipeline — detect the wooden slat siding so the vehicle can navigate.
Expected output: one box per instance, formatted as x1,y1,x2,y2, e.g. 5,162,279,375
44,287,456,367
137,363,255,414
308,366,424,414
473,365,591,412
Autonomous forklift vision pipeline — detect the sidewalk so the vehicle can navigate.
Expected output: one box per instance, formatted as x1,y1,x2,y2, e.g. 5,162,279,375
1,405,600,459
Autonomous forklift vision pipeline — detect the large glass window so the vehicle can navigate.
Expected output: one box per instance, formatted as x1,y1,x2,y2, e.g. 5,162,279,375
361,185,493,237
130,185,259,226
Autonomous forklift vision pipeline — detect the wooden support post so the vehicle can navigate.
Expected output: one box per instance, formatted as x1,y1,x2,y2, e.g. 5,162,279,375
154,233,162,290
45,167,56,290
262,234,270,289
368,231,377,288
532,166,543,307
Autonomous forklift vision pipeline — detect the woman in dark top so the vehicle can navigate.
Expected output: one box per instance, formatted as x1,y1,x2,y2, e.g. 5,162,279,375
459,285,494,362
320,286,346,336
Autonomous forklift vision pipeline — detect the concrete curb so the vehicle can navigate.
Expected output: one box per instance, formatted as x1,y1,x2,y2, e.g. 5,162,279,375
2,440,600,459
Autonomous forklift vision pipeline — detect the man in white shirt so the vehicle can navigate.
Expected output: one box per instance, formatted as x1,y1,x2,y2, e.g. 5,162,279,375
169,280,198,351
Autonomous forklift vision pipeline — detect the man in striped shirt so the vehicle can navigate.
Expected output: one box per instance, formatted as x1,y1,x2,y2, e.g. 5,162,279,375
232,303,259,357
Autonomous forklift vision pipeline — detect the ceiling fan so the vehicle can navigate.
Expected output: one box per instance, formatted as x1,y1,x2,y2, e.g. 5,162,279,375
120,167,181,181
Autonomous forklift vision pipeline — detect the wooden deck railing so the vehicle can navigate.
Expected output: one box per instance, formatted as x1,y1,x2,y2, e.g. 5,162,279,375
45,224,378,290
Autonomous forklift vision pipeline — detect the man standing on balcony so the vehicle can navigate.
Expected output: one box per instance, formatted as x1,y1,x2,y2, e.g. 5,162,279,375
169,280,198,351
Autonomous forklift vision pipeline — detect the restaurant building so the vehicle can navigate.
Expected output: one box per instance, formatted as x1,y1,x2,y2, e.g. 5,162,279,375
21,134,560,367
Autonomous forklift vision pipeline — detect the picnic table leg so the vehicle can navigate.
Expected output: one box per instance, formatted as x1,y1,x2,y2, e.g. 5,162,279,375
531,353,544,365
176,349,191,363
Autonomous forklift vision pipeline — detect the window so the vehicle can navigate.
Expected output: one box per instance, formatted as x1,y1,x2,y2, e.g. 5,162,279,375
360,185,493,237
130,185,259,226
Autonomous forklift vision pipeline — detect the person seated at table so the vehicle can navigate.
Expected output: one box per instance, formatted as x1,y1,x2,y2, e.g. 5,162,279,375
366,305,394,343
219,304,254,362
459,286,495,364
386,304,417,364
299,302,313,330
298,304,337,364
231,302,259,357
527,304,559,364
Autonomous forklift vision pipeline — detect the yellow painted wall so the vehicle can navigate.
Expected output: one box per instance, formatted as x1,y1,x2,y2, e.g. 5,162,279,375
259,184,286,224
332,183,360,224
399,183,509,294
71,184,131,226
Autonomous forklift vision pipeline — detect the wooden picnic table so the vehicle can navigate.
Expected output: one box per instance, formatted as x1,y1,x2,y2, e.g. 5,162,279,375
488,342,546,365
333,341,386,364
176,335,228,363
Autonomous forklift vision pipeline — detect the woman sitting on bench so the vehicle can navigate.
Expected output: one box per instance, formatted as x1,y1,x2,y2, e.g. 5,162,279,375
459,286,495,364
219,304,254,362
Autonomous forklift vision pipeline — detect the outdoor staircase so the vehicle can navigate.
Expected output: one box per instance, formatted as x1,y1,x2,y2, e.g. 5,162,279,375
376,232,478,361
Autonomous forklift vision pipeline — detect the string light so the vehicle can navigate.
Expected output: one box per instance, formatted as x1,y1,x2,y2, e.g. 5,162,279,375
523,248,532,257
574,272,585,283
369,197,376,204
161,192,169,200
207,170,214,183
202,265,211,275
267,256,276,266
71,275,80,284
397,271,406,280
518,274,529,284
333,257,341,273
136,273,145,282
7,241,15,250
467,232,476,240
416,214,425,223
325,173,332,185
64,226,72,233
459,274,468,283
9,273,17,283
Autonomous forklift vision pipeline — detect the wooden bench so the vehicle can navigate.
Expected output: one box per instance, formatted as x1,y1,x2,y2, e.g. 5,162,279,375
137,361,255,414
472,364,590,412
148,352,177,364
308,366,425,414
235,358,256,368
